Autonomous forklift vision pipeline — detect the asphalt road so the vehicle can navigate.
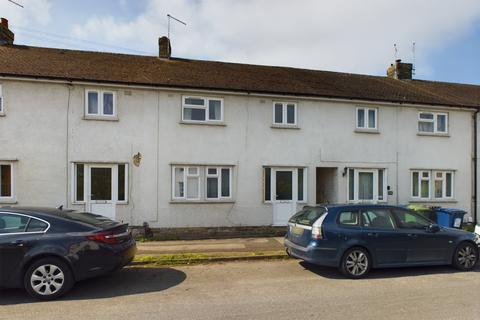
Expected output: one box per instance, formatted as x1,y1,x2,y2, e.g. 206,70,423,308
1,260,479,320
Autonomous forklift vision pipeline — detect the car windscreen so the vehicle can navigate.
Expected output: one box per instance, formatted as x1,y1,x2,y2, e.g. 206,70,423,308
59,210,118,228
288,207,327,226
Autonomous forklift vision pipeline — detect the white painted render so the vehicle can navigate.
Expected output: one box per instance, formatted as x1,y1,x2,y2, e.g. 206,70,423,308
0,79,475,227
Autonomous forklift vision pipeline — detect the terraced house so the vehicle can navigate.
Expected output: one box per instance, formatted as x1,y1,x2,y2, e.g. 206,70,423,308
0,18,479,228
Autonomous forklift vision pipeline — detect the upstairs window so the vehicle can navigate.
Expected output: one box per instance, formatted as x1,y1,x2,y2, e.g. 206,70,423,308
85,90,116,117
182,96,223,122
418,112,448,134
0,84,3,114
356,107,377,130
273,102,297,125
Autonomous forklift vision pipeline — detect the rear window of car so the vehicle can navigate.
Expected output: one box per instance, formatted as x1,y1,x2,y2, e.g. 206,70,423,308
58,210,117,228
289,207,326,226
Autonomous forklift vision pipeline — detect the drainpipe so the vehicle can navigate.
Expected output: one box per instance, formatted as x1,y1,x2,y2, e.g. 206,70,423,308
474,110,478,225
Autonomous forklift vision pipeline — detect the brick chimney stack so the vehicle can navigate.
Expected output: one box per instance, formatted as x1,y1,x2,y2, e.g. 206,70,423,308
387,59,413,80
0,18,14,45
158,36,171,59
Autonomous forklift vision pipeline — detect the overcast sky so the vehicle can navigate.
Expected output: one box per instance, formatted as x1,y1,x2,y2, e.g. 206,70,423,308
2,0,479,84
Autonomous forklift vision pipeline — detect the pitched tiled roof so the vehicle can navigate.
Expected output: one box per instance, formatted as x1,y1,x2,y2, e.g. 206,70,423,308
0,44,479,108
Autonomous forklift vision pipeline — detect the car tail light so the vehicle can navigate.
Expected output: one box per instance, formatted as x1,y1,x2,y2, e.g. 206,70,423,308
312,226,323,240
87,232,119,244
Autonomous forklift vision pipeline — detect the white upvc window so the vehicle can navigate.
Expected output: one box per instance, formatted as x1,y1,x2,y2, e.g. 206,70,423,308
411,170,453,200
182,96,223,122
347,168,387,203
0,162,14,202
356,107,377,130
172,165,233,201
0,84,4,114
85,89,117,117
418,112,448,134
273,102,297,125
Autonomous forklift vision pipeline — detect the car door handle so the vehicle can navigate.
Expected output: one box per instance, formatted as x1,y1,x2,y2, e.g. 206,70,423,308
367,232,379,238
407,233,418,238
10,240,26,247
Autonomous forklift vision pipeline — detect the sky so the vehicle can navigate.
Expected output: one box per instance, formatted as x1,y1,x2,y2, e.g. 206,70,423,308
1,0,479,85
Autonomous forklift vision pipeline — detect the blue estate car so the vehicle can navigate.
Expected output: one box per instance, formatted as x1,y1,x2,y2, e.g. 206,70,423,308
284,205,479,278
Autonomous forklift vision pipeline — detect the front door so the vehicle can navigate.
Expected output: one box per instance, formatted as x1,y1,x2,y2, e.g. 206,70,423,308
272,169,297,226
87,165,116,219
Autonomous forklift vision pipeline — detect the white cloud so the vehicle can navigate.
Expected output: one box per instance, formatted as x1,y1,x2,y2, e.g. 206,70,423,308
70,0,480,77
0,0,51,27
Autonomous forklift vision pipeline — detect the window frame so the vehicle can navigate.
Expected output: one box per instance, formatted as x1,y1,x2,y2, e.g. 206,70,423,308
182,96,224,123
0,162,15,203
347,168,387,203
0,84,4,115
418,112,448,134
206,167,232,200
85,89,117,118
263,167,307,203
0,212,50,236
272,102,297,126
355,107,377,130
411,169,454,201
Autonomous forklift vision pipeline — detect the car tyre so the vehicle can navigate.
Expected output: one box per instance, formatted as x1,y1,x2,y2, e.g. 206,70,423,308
452,242,478,271
340,247,371,279
24,257,74,300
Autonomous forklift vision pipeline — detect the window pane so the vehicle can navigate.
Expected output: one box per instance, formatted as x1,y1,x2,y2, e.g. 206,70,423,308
393,209,430,229
184,97,205,106
26,219,48,232
264,168,271,201
421,180,429,198
274,103,283,124
118,164,125,201
103,93,114,115
437,114,447,132
0,165,12,197
434,180,443,198
348,169,354,201
419,113,434,120
208,100,222,120
446,173,452,197
184,108,206,121
286,104,295,124
297,168,304,201
88,91,99,114
276,171,293,200
357,109,365,128
0,97,3,113
358,172,374,200
90,168,112,201
188,167,198,175
361,210,395,229
368,109,376,128
0,213,28,234
174,168,184,198
378,169,384,200
207,177,218,198
289,207,326,226
419,121,434,132
221,169,230,197
412,172,419,197
207,168,217,175
186,177,199,199
76,164,84,202
339,211,359,226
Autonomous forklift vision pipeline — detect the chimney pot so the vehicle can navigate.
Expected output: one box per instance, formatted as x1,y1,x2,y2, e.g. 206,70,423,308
0,17,14,45
158,36,171,59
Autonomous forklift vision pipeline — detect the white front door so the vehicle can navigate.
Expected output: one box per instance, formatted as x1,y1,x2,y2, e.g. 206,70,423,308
272,169,298,226
87,165,117,219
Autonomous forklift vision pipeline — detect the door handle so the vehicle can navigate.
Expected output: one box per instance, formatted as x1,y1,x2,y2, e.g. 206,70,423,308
10,240,26,247
407,233,418,238
367,232,379,238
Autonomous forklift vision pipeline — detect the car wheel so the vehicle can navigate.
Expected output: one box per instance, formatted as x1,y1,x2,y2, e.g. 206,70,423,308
340,247,371,279
452,242,478,271
24,257,74,300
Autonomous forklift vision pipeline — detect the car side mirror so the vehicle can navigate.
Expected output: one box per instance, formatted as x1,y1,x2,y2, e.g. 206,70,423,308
427,223,441,233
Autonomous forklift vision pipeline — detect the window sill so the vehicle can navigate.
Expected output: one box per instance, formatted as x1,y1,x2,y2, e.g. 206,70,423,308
354,128,379,134
170,200,235,204
409,199,457,204
0,199,17,204
271,124,300,130
0,112,5,117
417,132,449,137
179,121,226,127
83,115,119,121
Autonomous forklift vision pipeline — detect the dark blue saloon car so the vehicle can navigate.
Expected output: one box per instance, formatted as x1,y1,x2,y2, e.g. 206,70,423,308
284,205,479,278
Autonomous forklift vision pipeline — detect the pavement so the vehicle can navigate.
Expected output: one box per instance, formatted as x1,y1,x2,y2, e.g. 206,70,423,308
1,259,480,320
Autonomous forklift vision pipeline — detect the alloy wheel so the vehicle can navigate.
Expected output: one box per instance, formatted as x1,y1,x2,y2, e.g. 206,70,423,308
345,250,369,276
30,264,65,296
457,245,477,269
